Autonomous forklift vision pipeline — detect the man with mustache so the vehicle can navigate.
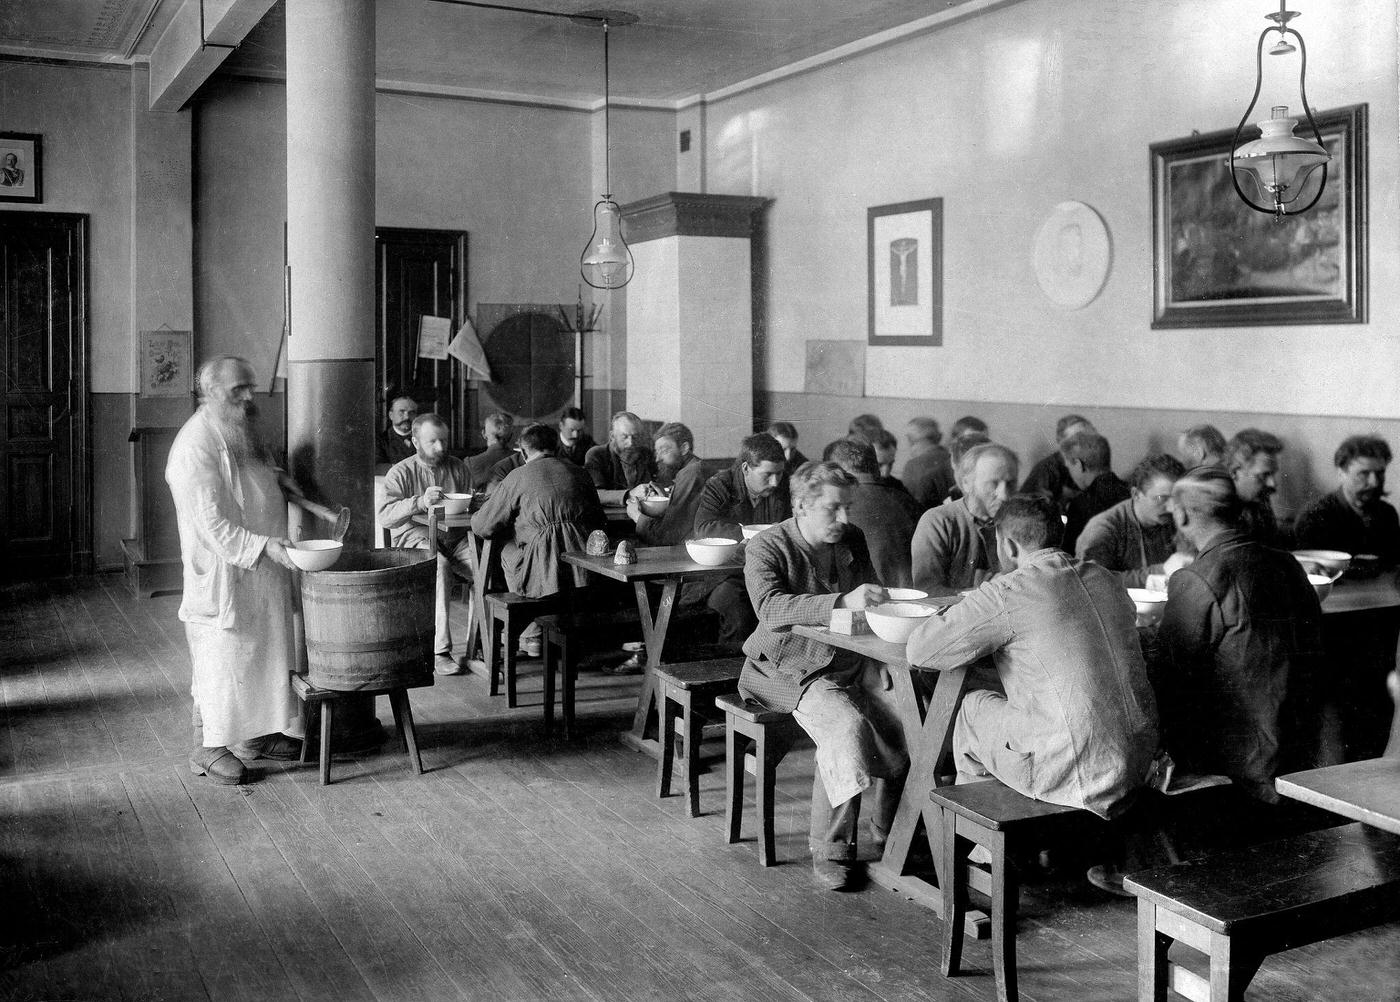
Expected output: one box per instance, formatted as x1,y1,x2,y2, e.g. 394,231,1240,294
1296,435,1400,566
626,421,706,547
375,395,418,465
166,355,305,786
739,461,898,890
912,443,1019,595
378,413,475,675
585,410,656,506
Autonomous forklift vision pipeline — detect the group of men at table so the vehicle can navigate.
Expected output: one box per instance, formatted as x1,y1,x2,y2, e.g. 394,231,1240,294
371,398,1400,890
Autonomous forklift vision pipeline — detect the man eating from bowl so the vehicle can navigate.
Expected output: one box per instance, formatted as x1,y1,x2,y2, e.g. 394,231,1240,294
585,410,656,506
907,494,1160,820
739,461,898,890
627,421,706,546
1076,454,1187,587
378,413,476,675
912,443,1019,596
1295,434,1400,568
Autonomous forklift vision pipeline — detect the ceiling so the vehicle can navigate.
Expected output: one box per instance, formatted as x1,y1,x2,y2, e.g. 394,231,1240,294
0,0,998,105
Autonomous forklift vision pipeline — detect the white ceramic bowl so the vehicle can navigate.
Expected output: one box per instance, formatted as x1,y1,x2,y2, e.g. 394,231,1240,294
884,587,928,601
741,523,775,541
287,539,343,571
1307,572,1334,604
865,602,937,643
1292,549,1352,578
1126,587,1168,625
638,495,671,517
686,537,741,566
440,492,472,516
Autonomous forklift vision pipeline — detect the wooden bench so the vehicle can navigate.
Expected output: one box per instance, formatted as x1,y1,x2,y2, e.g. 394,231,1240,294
655,658,745,816
714,693,805,866
929,772,1229,1002
1125,822,1400,1002
484,591,565,707
930,780,1098,1002
290,672,431,786
538,605,720,739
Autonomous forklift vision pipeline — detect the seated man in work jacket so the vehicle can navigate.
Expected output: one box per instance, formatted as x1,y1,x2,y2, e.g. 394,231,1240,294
907,494,1160,820
739,461,901,891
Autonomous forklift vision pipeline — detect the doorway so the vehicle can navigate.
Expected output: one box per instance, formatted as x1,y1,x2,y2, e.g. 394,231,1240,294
1,211,90,580
375,228,468,445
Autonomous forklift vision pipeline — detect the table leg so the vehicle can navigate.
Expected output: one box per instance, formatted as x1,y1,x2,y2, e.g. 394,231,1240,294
868,664,979,925
467,537,493,672
619,577,681,759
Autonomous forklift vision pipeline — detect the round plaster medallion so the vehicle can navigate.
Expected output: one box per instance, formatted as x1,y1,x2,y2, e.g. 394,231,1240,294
1032,201,1112,310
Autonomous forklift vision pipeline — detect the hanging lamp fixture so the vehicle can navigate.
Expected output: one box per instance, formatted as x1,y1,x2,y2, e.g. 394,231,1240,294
1228,1,1330,221
579,12,637,290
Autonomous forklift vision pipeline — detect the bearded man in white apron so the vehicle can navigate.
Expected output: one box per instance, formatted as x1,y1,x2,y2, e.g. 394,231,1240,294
167,355,304,785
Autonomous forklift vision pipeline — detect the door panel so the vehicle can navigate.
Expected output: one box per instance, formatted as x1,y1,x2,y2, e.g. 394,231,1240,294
375,228,467,444
1,212,88,579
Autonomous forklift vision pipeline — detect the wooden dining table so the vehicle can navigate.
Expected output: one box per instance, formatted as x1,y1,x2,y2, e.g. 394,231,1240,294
562,544,745,758
1277,758,1400,835
792,621,975,916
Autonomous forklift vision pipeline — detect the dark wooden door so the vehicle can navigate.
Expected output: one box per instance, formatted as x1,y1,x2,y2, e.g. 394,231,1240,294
1,212,89,579
375,228,467,443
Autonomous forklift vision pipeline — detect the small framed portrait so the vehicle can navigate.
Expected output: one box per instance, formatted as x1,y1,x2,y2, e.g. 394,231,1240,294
0,132,42,204
868,198,943,346
137,330,194,399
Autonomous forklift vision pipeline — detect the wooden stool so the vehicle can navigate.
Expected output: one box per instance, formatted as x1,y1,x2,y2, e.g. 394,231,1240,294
291,673,431,786
715,693,804,866
930,780,1094,1002
484,592,562,707
655,658,744,816
1126,822,1400,1002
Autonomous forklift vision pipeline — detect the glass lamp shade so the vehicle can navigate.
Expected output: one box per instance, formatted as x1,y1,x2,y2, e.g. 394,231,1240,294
1231,105,1330,205
581,198,634,290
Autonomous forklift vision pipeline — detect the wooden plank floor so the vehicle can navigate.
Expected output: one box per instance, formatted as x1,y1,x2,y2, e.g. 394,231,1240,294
3,575,1399,1001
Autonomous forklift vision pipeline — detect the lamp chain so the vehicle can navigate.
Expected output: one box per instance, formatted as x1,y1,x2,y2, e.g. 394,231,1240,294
603,19,611,199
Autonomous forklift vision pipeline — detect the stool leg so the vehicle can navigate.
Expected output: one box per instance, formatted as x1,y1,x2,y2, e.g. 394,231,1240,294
657,686,677,800
503,612,518,708
1137,903,1170,1002
486,612,501,698
562,633,575,741
299,698,313,765
756,728,778,866
1208,932,1261,1002
724,722,743,845
988,829,1017,1002
682,695,703,818
940,810,968,978
319,699,334,786
542,632,556,735
389,689,424,776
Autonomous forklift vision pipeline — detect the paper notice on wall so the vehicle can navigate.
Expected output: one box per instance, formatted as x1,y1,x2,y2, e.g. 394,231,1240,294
417,315,452,360
447,316,493,382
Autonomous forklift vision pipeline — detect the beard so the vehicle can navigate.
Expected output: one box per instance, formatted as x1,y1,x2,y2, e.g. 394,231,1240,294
211,398,272,464
656,455,683,482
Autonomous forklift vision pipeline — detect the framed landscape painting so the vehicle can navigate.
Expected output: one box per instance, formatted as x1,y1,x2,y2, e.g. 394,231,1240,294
1150,103,1366,328
868,198,942,346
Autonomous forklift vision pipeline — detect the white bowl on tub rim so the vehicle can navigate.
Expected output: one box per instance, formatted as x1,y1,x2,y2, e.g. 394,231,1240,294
685,537,741,566
287,539,343,571
865,602,937,643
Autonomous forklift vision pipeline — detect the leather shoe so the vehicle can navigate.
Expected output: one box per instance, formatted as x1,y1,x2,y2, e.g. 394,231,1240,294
811,858,852,891
518,638,543,659
189,746,248,785
232,733,303,762
601,653,643,676
435,653,466,676
1086,863,1133,898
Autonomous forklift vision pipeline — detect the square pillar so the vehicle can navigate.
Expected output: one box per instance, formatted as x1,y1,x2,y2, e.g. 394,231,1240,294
622,192,768,458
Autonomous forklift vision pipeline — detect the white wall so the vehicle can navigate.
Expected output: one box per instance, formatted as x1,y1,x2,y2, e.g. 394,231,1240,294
704,0,1399,420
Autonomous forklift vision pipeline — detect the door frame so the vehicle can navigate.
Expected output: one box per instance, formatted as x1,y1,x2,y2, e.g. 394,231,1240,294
0,210,91,576
374,227,469,444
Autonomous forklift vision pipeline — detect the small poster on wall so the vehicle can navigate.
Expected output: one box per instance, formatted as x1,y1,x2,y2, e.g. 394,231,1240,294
417,315,451,360
137,330,194,399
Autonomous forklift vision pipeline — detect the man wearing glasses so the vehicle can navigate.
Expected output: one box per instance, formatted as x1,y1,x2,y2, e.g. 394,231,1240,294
1077,454,1187,587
